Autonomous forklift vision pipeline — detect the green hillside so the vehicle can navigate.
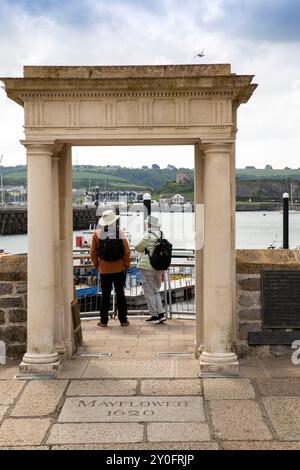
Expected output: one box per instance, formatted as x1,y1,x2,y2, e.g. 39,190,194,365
1,165,194,191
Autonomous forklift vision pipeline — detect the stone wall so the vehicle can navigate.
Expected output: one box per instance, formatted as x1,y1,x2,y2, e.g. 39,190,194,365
0,255,27,357
0,207,97,235
1,250,300,359
236,249,300,357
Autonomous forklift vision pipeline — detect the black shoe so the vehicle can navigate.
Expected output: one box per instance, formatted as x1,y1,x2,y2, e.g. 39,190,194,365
145,316,161,324
120,320,130,327
158,313,167,323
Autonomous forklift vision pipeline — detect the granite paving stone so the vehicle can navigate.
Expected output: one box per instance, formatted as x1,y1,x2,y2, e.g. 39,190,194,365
141,379,203,396
0,446,49,450
221,441,300,450
0,366,19,380
239,359,269,379
83,359,175,378
47,423,143,445
174,359,200,378
58,396,205,423
147,422,211,442
261,358,300,378
263,397,300,440
203,378,255,400
0,406,8,421
0,380,25,405
51,442,219,450
10,380,68,417
256,378,300,396
66,380,137,396
57,359,89,379
209,400,272,441
0,419,51,446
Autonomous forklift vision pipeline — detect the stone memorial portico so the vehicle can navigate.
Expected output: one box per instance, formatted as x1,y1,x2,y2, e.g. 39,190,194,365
1,65,256,376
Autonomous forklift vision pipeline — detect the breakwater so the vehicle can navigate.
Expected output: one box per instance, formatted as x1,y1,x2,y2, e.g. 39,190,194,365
0,207,98,235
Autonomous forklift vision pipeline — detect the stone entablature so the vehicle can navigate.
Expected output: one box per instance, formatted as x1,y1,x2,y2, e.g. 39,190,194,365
2,65,256,142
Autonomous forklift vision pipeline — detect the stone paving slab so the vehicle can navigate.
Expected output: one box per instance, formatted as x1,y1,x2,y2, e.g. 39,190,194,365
141,379,203,396
203,378,255,400
58,396,205,423
0,446,49,450
57,359,89,379
10,380,68,417
147,422,211,442
51,442,219,450
66,379,137,396
47,423,143,445
221,441,300,450
260,358,300,378
239,359,269,379
174,359,200,378
0,419,51,446
209,400,273,441
0,366,19,380
0,406,8,422
263,397,300,440
256,378,300,396
0,380,25,405
82,359,175,378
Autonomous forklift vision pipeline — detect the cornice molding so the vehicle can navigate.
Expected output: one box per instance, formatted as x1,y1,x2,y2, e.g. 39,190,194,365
19,90,238,101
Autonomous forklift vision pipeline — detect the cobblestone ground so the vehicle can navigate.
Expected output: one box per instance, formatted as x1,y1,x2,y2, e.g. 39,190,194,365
1,319,300,450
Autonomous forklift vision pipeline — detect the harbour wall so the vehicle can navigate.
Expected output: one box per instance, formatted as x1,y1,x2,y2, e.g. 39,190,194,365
0,203,292,236
0,207,98,235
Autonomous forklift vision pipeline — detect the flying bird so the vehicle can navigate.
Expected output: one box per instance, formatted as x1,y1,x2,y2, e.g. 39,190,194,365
194,50,205,58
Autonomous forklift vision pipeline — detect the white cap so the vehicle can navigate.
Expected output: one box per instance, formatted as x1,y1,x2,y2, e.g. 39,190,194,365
283,192,289,198
143,192,151,200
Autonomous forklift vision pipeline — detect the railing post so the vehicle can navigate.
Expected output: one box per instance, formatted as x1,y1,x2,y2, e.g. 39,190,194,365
283,192,289,249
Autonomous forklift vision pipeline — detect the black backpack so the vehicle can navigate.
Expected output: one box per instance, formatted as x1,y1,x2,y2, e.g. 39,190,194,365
97,226,124,262
145,231,173,270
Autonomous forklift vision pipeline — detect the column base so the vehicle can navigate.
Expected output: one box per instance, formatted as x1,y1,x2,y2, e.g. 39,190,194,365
200,351,240,377
19,352,61,375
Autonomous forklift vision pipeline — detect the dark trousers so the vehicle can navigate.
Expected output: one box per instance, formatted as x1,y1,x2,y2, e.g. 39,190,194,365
100,271,128,324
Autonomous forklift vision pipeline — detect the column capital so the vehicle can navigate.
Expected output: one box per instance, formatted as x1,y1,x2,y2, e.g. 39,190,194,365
201,141,233,155
20,140,62,156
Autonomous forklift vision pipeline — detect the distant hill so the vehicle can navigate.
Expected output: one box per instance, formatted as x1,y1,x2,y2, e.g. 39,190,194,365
2,166,300,200
0,165,194,191
236,168,300,180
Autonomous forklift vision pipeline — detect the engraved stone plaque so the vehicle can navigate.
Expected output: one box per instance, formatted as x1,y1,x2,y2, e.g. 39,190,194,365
262,271,300,328
58,396,205,423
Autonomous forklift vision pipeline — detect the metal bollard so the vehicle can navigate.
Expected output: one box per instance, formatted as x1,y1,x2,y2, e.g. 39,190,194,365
283,192,289,249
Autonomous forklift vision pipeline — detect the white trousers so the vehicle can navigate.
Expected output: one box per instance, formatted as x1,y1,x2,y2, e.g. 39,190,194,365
140,269,164,317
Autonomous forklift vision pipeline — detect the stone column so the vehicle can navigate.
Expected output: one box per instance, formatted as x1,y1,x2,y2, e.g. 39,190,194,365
52,153,66,356
58,144,74,357
194,143,204,358
200,142,239,377
20,143,60,373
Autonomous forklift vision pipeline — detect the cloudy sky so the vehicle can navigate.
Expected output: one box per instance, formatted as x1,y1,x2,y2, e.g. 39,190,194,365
0,0,300,169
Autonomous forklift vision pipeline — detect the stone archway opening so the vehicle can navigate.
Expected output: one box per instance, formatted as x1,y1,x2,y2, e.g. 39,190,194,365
72,143,197,361
1,64,257,377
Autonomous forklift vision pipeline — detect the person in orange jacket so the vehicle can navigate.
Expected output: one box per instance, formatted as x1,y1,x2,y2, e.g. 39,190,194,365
90,210,131,327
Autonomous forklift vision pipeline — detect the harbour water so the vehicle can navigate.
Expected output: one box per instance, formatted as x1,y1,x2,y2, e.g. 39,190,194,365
1,211,300,254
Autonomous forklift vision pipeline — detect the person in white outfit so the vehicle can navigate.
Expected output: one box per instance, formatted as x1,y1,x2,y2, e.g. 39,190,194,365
135,215,166,324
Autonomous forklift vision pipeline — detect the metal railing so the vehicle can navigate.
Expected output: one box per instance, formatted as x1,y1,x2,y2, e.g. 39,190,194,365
73,249,195,319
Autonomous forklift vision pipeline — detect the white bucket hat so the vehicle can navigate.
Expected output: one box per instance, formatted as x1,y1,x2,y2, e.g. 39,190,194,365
145,215,160,228
98,209,120,227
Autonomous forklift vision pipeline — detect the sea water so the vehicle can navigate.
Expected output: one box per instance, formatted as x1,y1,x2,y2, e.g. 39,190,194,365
1,211,300,254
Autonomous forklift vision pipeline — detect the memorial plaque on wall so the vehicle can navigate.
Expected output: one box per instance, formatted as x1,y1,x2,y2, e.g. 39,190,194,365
262,271,300,328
